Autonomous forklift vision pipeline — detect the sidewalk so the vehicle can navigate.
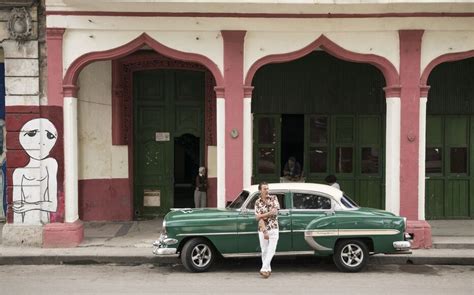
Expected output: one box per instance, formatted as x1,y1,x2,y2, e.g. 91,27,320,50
0,219,473,266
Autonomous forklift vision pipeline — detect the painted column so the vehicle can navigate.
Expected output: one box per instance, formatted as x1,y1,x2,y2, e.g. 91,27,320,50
399,30,432,248
46,28,65,107
383,87,401,215
215,87,226,208
418,87,430,220
42,86,84,248
221,31,246,202
243,86,254,189
399,30,423,220
63,94,79,223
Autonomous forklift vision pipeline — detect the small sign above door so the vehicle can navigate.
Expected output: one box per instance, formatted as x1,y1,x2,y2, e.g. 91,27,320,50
155,132,170,141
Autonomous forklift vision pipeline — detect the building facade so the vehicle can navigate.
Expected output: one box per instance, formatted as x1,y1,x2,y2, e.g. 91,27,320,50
1,0,47,243
2,0,474,248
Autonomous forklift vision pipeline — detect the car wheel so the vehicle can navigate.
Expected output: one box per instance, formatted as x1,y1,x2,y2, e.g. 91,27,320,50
181,238,216,272
333,239,368,272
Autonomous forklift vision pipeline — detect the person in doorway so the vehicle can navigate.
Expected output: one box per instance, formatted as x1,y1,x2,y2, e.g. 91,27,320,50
254,182,280,279
283,156,302,182
194,167,208,208
325,174,341,190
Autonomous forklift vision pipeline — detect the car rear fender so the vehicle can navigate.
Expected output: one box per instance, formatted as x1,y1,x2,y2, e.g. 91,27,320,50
303,216,339,252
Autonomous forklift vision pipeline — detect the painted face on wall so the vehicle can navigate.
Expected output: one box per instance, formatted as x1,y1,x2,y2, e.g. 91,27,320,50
19,118,58,160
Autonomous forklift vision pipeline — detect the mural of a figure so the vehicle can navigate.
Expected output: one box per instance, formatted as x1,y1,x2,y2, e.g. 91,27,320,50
13,118,58,224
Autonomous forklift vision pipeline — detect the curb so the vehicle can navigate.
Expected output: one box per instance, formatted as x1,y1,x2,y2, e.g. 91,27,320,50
1,255,473,266
0,255,179,266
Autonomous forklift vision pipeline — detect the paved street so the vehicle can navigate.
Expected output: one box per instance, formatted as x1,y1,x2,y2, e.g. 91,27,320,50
1,260,472,295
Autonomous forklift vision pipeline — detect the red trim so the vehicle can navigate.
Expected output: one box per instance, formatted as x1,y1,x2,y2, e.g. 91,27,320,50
46,11,474,18
47,28,65,106
79,179,132,221
245,34,399,87
63,33,223,97
420,49,474,85
399,30,424,221
222,31,246,202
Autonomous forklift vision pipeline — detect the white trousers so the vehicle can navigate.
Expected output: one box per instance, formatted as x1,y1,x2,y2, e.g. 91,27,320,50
258,229,279,272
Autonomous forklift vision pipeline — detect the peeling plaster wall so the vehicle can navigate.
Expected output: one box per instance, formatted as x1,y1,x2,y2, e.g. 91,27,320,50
77,61,128,180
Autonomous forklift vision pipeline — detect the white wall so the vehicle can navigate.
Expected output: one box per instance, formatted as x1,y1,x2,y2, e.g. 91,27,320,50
422,30,474,76
50,15,474,85
77,61,128,180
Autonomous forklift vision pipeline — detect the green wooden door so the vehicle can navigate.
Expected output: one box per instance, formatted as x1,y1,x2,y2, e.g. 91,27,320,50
134,70,172,216
253,115,281,184
133,70,204,217
426,115,473,219
304,115,384,209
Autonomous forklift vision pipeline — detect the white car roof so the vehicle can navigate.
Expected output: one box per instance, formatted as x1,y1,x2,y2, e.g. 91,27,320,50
245,182,344,202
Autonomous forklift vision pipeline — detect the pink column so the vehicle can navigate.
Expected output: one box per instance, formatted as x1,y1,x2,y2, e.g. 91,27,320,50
46,28,65,107
43,28,84,247
399,30,431,248
222,31,246,202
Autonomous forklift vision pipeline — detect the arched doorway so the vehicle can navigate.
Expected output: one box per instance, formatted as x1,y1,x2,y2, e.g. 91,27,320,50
425,57,474,219
251,51,387,208
64,34,222,221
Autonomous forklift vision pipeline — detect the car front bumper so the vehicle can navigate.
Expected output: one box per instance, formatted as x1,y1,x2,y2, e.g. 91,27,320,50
393,241,411,251
152,234,179,256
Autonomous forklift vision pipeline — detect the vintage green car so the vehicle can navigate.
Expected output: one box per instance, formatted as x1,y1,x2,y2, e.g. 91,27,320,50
153,183,411,272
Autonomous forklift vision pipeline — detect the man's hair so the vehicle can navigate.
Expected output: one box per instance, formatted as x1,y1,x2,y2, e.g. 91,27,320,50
258,181,268,190
325,174,337,184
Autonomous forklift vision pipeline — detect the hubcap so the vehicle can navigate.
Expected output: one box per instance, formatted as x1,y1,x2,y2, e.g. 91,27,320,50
340,243,364,267
191,244,212,268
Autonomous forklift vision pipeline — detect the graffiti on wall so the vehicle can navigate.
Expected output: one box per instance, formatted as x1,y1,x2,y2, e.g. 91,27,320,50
12,118,58,224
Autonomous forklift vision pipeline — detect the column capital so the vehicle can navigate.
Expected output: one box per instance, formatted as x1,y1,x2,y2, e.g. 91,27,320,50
63,84,79,97
243,86,254,97
46,28,65,40
420,85,431,97
383,85,401,97
214,86,225,97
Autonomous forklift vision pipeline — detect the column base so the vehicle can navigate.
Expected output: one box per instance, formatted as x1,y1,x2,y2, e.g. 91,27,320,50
1,224,43,247
407,220,432,249
43,220,84,248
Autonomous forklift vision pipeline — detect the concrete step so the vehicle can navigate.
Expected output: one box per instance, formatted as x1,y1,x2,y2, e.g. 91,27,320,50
432,236,474,249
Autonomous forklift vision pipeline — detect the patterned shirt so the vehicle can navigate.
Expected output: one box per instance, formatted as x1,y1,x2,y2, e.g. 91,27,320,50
254,194,280,231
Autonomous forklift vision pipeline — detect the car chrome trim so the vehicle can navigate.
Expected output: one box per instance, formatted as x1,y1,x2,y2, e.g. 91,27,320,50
304,233,332,251
305,229,401,237
176,232,236,236
237,230,291,235
393,241,411,251
338,229,400,236
177,229,292,237
153,247,178,255
222,251,314,258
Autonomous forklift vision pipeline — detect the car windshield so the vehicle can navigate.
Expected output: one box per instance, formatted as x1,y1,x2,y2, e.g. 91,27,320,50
226,190,250,209
340,194,359,209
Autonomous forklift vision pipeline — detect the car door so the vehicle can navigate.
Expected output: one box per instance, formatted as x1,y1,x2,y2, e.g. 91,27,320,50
290,190,334,252
237,190,292,254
